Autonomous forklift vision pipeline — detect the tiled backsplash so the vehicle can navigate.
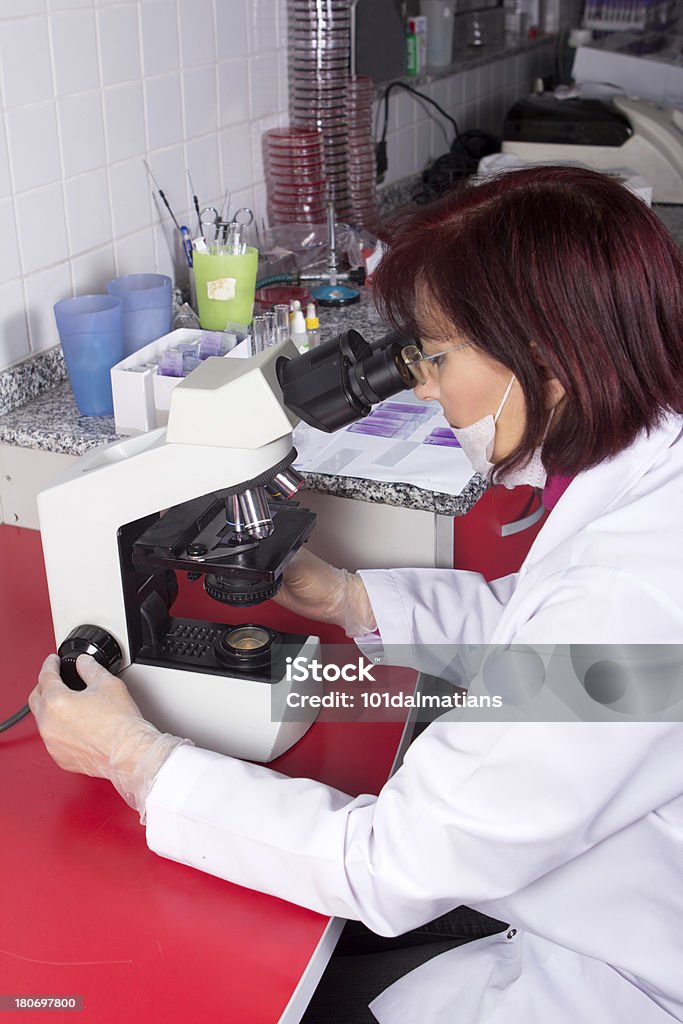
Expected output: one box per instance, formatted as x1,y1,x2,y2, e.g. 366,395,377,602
0,0,288,370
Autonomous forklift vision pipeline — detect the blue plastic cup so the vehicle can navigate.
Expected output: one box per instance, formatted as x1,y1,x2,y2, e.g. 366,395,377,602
54,295,124,417
106,273,173,357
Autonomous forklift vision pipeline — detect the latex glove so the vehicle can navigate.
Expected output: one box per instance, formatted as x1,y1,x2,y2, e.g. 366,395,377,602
274,547,377,638
29,654,191,823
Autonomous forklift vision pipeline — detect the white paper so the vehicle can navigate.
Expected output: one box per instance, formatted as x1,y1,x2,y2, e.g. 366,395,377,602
293,391,476,496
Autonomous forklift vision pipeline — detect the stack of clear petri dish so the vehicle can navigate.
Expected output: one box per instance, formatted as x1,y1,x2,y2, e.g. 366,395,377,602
346,74,379,230
263,126,328,226
287,0,352,222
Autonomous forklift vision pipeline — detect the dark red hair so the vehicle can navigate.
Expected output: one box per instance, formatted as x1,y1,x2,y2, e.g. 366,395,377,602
373,166,683,477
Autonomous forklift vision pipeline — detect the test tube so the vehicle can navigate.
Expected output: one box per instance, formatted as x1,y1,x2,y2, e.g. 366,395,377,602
252,315,267,355
264,311,276,349
274,304,290,344
226,222,244,255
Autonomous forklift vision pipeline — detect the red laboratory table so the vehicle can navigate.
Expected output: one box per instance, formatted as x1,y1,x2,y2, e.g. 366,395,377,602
0,525,414,1024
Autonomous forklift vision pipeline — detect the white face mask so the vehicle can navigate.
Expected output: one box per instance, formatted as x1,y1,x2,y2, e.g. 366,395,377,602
451,375,552,489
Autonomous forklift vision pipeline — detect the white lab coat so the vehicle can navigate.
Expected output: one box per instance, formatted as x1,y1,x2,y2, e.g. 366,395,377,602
146,413,683,1024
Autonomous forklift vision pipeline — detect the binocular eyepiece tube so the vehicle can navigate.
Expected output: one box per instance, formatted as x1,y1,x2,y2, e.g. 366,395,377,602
276,328,416,434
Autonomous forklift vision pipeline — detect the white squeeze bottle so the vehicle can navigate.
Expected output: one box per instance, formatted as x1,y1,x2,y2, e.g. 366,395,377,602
290,308,309,352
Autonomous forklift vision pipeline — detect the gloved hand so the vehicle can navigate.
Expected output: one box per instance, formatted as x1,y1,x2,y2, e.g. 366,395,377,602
29,654,191,823
274,547,377,638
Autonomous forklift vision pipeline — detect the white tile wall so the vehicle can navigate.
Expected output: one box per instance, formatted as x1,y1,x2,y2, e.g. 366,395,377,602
0,0,288,370
144,72,183,150
0,197,20,286
140,2,179,76
0,17,53,107
50,11,99,96
6,102,61,192
57,92,107,177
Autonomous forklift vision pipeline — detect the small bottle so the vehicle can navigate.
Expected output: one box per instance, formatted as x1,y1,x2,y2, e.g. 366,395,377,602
274,304,290,344
305,302,320,349
290,308,309,352
289,299,301,324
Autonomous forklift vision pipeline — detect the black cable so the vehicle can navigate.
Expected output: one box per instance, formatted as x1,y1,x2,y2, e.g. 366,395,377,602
411,128,501,204
380,80,461,147
377,80,462,179
0,704,30,734
376,79,500,194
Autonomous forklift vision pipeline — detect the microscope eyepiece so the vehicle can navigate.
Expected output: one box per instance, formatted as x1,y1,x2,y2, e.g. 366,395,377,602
277,328,417,433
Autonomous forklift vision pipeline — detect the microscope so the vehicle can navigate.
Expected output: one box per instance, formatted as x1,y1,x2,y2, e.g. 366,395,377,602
38,330,415,761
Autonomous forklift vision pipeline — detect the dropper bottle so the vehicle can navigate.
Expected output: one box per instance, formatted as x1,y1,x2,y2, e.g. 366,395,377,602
305,302,320,348
290,308,309,352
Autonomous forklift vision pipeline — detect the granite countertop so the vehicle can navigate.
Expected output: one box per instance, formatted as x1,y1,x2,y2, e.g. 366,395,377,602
0,288,482,517
0,379,119,457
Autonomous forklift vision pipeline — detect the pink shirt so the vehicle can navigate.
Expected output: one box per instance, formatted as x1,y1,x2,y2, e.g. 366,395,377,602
543,474,573,511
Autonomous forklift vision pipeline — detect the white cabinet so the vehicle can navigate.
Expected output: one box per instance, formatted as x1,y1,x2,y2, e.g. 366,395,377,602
0,444,78,530
301,490,454,570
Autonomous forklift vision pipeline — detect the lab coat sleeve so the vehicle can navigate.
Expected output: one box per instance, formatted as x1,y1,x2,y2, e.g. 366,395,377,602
353,567,519,681
358,568,519,646
145,718,682,937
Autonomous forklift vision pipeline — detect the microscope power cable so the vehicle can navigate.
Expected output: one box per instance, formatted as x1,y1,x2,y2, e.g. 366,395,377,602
376,80,461,179
0,704,30,734
376,79,500,197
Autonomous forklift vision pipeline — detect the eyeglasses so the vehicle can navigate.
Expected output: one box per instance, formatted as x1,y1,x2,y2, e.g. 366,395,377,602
400,342,471,386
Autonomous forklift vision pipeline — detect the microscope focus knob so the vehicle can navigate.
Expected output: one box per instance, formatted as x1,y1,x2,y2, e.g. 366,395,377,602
57,625,124,691
204,573,282,607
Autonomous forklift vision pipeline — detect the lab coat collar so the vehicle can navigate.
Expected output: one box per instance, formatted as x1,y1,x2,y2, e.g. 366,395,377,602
523,413,683,571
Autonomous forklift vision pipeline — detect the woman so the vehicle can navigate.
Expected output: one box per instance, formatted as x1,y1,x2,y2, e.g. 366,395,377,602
30,167,683,1024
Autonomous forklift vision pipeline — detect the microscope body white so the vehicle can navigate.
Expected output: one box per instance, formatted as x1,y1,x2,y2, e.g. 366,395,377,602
121,639,322,763
38,340,321,761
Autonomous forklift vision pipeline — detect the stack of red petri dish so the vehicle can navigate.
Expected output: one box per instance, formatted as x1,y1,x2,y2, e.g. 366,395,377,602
263,126,329,225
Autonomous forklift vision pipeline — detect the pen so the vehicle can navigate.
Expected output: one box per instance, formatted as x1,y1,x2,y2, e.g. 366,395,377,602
179,225,194,268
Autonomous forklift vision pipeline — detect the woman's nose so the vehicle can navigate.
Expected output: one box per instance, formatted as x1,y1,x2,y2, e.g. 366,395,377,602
413,377,439,403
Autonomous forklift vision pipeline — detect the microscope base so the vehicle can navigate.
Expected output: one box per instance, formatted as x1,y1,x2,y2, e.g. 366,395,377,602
123,634,322,762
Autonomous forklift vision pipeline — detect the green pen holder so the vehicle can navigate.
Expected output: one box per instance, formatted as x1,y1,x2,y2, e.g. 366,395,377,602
193,247,259,330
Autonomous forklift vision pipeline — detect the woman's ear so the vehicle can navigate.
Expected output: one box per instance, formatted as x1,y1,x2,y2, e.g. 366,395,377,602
530,342,566,410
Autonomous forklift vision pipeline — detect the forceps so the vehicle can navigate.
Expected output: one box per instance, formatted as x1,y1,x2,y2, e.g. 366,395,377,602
200,205,254,244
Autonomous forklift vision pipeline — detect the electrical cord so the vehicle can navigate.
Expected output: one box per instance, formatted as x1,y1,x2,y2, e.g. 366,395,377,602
377,80,461,179
0,704,30,734
376,79,501,200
